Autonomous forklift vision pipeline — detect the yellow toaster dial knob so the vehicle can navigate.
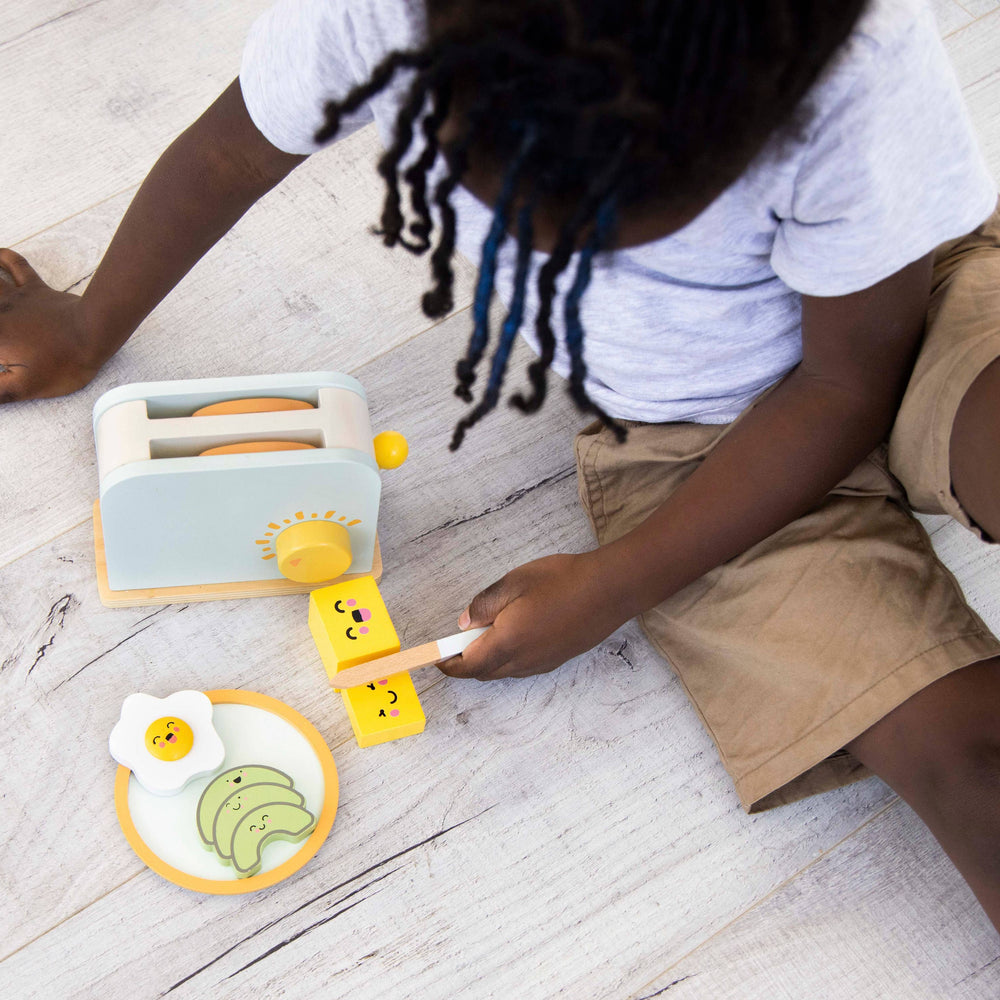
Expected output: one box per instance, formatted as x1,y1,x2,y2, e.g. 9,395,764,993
275,521,352,584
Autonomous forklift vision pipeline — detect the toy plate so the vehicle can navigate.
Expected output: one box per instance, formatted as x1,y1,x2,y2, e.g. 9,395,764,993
114,689,338,894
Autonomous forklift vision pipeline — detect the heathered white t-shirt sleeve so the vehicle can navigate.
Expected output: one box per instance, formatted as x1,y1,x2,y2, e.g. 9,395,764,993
770,0,996,296
239,0,425,154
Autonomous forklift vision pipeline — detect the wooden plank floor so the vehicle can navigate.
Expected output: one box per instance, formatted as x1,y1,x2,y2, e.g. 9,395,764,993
1,2,998,997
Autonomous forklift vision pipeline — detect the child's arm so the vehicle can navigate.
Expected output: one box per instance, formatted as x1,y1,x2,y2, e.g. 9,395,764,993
0,80,305,404
442,252,935,680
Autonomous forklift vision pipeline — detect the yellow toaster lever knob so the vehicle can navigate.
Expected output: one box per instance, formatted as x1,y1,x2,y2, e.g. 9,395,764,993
275,521,352,584
373,431,408,469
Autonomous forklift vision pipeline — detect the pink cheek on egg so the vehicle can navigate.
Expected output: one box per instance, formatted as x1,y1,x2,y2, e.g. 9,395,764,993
390,709,400,717
359,626,369,635
378,679,388,686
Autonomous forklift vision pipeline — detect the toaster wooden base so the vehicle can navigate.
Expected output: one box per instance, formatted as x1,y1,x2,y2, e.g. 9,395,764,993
93,500,382,608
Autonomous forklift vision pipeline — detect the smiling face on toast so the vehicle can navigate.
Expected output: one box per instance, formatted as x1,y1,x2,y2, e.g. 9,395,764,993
308,577,401,674
333,596,375,641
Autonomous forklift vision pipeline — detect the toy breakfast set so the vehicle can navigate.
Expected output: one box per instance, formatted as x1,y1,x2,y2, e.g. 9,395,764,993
98,372,485,894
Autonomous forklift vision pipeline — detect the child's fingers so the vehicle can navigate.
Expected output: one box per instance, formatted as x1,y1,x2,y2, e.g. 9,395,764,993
437,651,511,682
437,626,512,681
459,573,520,630
449,574,519,676
0,249,40,288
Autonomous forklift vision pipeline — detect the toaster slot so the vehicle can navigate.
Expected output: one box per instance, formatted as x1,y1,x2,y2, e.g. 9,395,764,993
199,441,317,456
191,397,316,417
144,391,320,419
148,429,325,460
95,378,373,480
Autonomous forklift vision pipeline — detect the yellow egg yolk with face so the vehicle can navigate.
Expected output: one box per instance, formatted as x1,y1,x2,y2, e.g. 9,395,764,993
144,717,194,761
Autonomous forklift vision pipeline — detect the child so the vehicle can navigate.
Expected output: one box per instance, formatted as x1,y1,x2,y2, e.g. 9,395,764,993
2,0,999,931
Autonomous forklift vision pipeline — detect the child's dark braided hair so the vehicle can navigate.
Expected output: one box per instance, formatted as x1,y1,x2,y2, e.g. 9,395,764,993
315,0,868,449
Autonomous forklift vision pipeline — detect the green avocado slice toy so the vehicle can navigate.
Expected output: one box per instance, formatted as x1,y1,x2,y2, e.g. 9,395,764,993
212,783,305,860
231,802,318,877
196,765,294,845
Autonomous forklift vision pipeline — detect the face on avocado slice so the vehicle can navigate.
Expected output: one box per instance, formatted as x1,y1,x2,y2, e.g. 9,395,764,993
231,802,317,877
196,765,294,844
212,783,305,859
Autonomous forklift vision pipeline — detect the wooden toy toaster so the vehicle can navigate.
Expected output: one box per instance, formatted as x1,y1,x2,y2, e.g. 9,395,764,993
92,372,407,607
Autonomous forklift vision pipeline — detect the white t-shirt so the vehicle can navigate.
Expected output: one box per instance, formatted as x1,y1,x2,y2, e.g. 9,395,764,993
240,0,997,424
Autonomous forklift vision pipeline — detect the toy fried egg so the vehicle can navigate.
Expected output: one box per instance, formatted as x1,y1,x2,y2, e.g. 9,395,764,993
109,691,225,795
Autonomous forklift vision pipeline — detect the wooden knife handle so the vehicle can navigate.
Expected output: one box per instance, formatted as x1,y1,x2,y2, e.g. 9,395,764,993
331,628,488,689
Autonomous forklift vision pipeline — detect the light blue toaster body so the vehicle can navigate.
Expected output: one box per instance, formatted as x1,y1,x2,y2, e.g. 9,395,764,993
94,372,383,592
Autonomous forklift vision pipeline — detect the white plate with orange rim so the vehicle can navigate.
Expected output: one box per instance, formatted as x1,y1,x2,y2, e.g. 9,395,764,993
113,689,338,894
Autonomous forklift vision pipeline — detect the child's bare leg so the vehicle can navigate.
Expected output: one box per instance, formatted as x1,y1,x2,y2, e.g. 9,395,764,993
951,355,1000,541
846,657,1000,931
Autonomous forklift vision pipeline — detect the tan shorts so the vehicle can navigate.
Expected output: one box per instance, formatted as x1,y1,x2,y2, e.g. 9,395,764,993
574,201,1000,813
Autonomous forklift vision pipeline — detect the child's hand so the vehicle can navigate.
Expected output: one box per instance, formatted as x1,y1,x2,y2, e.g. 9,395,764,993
437,551,632,681
0,249,107,403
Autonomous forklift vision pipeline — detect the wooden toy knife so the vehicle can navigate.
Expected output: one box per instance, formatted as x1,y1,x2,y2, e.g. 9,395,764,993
331,627,490,689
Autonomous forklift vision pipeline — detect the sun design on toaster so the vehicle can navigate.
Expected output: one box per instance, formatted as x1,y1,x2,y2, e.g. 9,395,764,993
256,509,363,560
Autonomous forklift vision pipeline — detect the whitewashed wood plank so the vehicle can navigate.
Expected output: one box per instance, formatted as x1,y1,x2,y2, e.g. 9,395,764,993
1,0,113,51
960,0,1000,19
1,0,273,245
932,0,975,35
963,72,1000,181
944,10,1000,181
926,518,1000,632
942,10,1000,181
0,124,476,571
632,800,998,1000
944,7,1000,89
0,548,899,1000
914,511,955,537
